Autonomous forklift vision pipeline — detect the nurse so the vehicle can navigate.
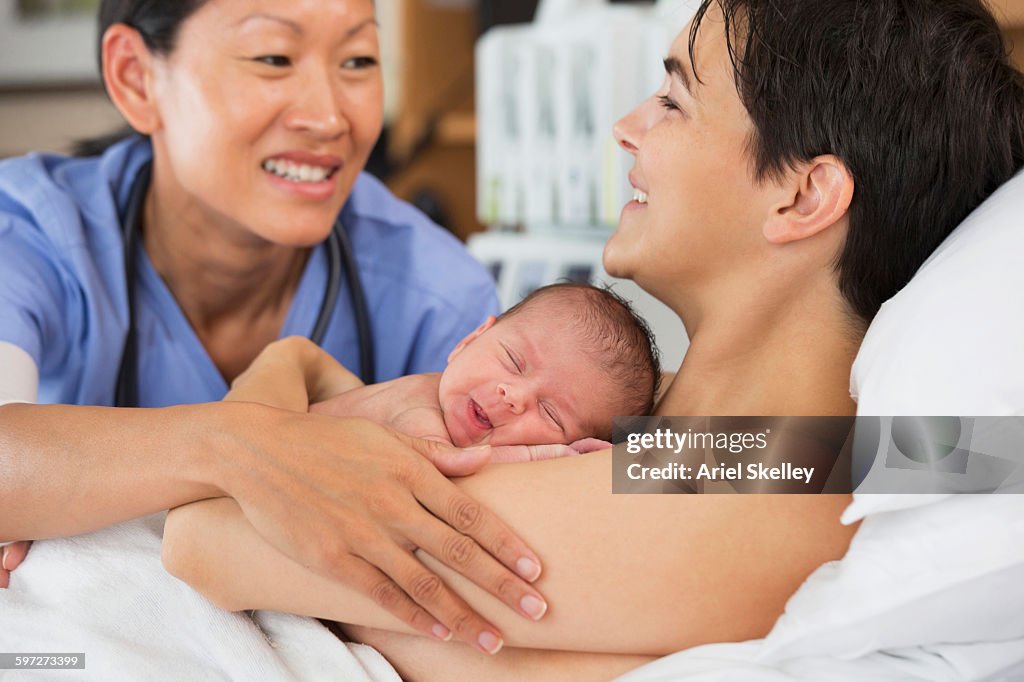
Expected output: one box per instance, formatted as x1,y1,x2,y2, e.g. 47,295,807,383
0,0,549,650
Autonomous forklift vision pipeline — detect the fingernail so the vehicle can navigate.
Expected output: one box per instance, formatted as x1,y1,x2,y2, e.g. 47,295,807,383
431,624,452,641
477,631,503,655
520,594,548,621
515,556,541,582
1,547,8,572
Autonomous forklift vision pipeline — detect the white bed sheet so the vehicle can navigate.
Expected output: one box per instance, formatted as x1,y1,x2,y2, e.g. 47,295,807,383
0,513,400,681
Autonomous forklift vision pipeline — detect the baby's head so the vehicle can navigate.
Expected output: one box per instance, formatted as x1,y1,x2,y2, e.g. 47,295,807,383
438,283,660,448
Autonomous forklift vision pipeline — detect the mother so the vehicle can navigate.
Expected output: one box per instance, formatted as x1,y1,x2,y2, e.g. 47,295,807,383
166,0,1022,677
0,0,555,649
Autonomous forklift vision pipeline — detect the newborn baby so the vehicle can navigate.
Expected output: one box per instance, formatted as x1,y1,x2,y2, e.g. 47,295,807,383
310,283,661,452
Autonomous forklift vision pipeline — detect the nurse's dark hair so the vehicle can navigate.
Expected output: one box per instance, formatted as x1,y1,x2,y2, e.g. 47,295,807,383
690,0,1024,324
501,283,661,432
75,0,209,156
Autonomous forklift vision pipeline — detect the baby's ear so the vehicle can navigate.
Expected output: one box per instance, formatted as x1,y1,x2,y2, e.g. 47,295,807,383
447,316,497,363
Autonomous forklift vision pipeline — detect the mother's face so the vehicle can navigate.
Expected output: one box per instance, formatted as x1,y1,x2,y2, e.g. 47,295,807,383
147,0,383,246
603,14,775,308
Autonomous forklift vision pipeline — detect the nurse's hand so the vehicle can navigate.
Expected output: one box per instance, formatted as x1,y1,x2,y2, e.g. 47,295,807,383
211,404,546,653
0,541,31,588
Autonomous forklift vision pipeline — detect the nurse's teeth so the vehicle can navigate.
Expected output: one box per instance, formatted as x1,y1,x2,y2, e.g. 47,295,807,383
633,189,648,204
262,159,332,183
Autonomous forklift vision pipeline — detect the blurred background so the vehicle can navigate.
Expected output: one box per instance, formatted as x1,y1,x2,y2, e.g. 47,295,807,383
1,0,1022,370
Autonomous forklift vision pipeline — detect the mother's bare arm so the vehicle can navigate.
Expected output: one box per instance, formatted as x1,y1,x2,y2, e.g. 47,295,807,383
163,449,856,656
344,624,656,682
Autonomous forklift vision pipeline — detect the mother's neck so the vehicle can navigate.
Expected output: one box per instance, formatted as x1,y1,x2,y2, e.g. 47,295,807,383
658,285,864,417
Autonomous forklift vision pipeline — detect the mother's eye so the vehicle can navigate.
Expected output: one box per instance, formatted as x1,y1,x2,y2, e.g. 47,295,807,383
657,94,681,113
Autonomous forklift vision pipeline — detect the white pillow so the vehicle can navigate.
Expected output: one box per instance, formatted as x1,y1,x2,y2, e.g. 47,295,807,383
847,170,1024,521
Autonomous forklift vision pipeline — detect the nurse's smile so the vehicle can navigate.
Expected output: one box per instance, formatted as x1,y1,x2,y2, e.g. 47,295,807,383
261,151,343,201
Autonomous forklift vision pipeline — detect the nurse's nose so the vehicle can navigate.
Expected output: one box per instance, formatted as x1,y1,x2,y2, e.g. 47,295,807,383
285,69,350,140
497,383,526,415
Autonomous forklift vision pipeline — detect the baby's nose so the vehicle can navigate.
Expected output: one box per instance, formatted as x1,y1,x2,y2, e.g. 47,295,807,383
497,383,526,415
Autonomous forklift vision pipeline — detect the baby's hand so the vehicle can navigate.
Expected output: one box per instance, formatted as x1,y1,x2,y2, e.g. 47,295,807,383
567,438,614,454
488,443,576,463
488,438,612,464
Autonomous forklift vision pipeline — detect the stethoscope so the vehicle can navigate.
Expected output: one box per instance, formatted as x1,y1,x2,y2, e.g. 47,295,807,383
114,161,375,408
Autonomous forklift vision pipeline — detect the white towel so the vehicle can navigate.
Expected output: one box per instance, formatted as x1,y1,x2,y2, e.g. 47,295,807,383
0,514,400,681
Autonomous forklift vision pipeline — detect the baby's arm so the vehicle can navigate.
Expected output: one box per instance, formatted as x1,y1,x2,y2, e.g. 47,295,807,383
310,371,610,461
390,407,455,445
229,337,364,409
388,406,609,461
309,376,447,435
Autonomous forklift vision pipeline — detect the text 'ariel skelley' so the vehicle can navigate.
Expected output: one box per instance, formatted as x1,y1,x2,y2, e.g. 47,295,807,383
623,428,814,484
625,460,815,484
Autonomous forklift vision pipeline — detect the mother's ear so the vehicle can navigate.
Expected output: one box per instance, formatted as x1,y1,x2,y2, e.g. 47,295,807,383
102,23,161,135
762,156,854,244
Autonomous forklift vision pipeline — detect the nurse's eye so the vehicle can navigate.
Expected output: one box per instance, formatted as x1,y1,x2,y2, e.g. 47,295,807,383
254,55,292,67
343,56,379,70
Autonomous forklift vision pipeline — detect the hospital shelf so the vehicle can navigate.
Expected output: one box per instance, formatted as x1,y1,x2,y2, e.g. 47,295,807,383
435,112,477,147
384,0,483,242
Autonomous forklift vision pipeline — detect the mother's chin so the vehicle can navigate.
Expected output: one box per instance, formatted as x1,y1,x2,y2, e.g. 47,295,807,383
600,228,633,281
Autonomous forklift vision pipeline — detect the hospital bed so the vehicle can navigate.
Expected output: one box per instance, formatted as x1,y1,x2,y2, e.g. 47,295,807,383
2,174,1023,680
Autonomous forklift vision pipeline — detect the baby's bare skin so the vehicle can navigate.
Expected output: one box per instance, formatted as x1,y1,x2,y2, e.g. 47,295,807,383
311,374,452,444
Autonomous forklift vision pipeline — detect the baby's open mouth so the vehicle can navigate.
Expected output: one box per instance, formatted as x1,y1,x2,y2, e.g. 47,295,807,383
470,399,492,429
261,158,339,184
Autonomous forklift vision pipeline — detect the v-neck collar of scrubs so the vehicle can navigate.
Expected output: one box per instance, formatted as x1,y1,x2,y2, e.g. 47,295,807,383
134,237,330,398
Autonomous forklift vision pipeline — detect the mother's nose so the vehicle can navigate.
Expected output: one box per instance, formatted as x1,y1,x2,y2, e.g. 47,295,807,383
613,98,657,155
497,383,526,415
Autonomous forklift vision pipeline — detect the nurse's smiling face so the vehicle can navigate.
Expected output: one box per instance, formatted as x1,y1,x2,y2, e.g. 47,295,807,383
144,0,383,247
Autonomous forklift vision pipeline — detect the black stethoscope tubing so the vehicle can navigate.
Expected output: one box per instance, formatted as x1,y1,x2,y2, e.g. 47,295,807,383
114,161,375,408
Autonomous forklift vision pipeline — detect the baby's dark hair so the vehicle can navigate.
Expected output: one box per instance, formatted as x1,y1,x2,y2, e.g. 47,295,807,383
501,283,662,428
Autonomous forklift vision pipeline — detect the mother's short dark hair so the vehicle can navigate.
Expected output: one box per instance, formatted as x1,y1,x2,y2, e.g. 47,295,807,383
691,0,1024,324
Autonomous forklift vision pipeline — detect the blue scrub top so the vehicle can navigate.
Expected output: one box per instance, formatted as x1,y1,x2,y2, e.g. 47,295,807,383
0,137,499,407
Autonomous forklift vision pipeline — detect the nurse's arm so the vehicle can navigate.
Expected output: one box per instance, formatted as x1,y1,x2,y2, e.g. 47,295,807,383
163,450,857,656
0,403,550,652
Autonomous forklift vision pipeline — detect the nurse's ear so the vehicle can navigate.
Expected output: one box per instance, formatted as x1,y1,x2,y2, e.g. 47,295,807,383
762,155,854,244
447,316,497,364
102,23,161,136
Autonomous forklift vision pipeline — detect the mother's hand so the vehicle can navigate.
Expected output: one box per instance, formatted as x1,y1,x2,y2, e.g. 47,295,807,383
195,405,546,653
0,541,31,588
